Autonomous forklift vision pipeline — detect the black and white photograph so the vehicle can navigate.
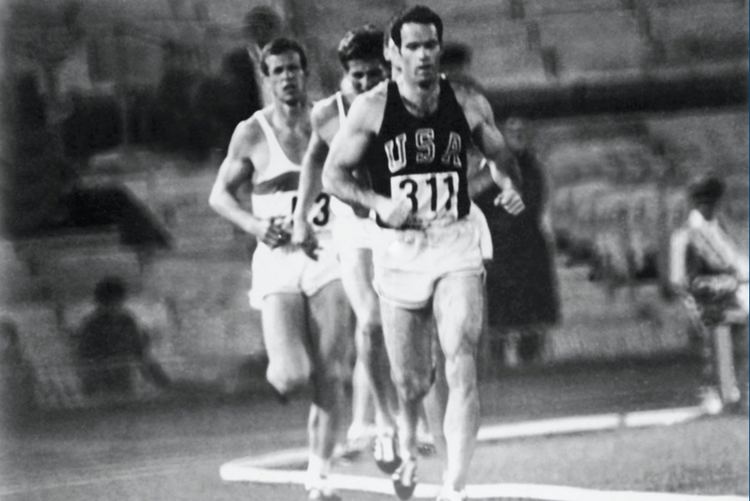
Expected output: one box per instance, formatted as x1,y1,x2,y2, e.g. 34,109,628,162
0,1,747,500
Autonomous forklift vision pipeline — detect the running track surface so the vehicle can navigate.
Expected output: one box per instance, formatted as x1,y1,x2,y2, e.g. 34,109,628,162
1,357,747,500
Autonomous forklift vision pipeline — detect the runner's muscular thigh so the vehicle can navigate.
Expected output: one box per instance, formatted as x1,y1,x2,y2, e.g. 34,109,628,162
339,248,379,326
307,280,353,379
380,302,434,396
432,274,484,359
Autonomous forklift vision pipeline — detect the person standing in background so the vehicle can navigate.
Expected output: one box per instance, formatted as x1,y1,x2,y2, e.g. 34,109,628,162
669,175,748,413
476,117,560,369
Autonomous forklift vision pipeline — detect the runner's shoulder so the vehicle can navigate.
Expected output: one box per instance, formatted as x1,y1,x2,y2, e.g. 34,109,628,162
311,95,339,129
347,81,388,130
228,108,271,153
358,80,388,106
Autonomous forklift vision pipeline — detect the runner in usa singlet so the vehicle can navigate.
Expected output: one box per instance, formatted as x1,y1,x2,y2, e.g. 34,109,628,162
367,79,472,229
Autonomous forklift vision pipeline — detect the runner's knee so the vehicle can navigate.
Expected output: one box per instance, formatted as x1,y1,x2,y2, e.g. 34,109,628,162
311,365,346,408
443,349,478,391
392,371,432,402
358,316,386,354
267,360,311,395
360,307,382,337
441,330,479,363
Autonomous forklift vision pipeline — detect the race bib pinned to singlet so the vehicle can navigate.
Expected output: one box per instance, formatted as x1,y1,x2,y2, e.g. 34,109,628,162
390,171,459,227
290,192,333,229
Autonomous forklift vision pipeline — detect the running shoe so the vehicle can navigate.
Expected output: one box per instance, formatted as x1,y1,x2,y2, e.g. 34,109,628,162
306,476,340,501
391,457,417,500
307,487,341,501
373,432,401,474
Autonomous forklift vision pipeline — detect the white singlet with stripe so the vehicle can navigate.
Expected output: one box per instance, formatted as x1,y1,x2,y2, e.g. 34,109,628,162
252,111,334,233
248,110,339,309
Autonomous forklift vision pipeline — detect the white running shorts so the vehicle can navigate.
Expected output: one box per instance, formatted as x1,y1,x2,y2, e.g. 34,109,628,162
371,208,487,310
249,239,340,309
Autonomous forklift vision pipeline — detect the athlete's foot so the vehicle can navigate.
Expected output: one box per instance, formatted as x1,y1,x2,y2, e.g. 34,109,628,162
337,423,376,460
372,431,401,474
699,386,723,415
391,457,417,500
348,423,377,451
307,487,342,501
306,476,340,501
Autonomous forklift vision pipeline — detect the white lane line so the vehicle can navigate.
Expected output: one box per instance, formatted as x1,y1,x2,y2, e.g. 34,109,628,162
622,406,707,428
477,405,707,442
220,405,748,500
467,483,747,501
220,463,746,501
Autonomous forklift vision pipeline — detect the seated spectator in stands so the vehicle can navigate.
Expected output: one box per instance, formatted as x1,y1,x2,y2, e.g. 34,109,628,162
669,175,748,312
0,319,36,429
669,175,748,411
475,117,561,368
76,277,170,397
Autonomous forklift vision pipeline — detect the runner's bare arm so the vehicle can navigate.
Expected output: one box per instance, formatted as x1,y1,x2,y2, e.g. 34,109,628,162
323,90,410,228
458,86,524,214
322,91,410,227
322,94,380,210
291,105,330,246
209,120,288,247
467,157,500,200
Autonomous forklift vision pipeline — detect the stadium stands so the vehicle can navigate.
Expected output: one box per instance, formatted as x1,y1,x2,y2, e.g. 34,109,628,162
2,0,746,408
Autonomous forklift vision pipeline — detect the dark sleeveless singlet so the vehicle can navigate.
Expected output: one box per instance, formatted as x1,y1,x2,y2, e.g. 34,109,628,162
365,79,472,229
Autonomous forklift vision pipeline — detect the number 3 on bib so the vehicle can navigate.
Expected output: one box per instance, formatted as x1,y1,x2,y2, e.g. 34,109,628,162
290,193,331,227
391,172,459,225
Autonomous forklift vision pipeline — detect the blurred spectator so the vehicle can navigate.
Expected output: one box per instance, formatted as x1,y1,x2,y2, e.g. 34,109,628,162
75,277,170,397
3,74,170,251
439,42,484,91
668,175,748,411
242,5,284,106
62,91,122,159
0,319,36,429
193,47,262,153
154,62,200,152
2,72,77,236
669,176,748,306
476,117,561,368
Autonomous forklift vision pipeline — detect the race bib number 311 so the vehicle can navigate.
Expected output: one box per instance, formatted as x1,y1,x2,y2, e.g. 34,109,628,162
391,171,459,226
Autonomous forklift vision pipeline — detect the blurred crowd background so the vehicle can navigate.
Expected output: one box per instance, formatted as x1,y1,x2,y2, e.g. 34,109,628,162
0,0,747,418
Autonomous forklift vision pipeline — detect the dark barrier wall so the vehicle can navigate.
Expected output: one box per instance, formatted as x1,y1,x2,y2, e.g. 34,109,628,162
489,65,747,119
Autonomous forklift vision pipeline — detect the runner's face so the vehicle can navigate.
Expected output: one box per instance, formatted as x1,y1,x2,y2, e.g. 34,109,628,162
398,23,440,87
345,59,386,94
265,51,306,104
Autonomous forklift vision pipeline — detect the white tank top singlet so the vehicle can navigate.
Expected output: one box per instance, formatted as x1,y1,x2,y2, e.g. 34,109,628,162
252,111,334,232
